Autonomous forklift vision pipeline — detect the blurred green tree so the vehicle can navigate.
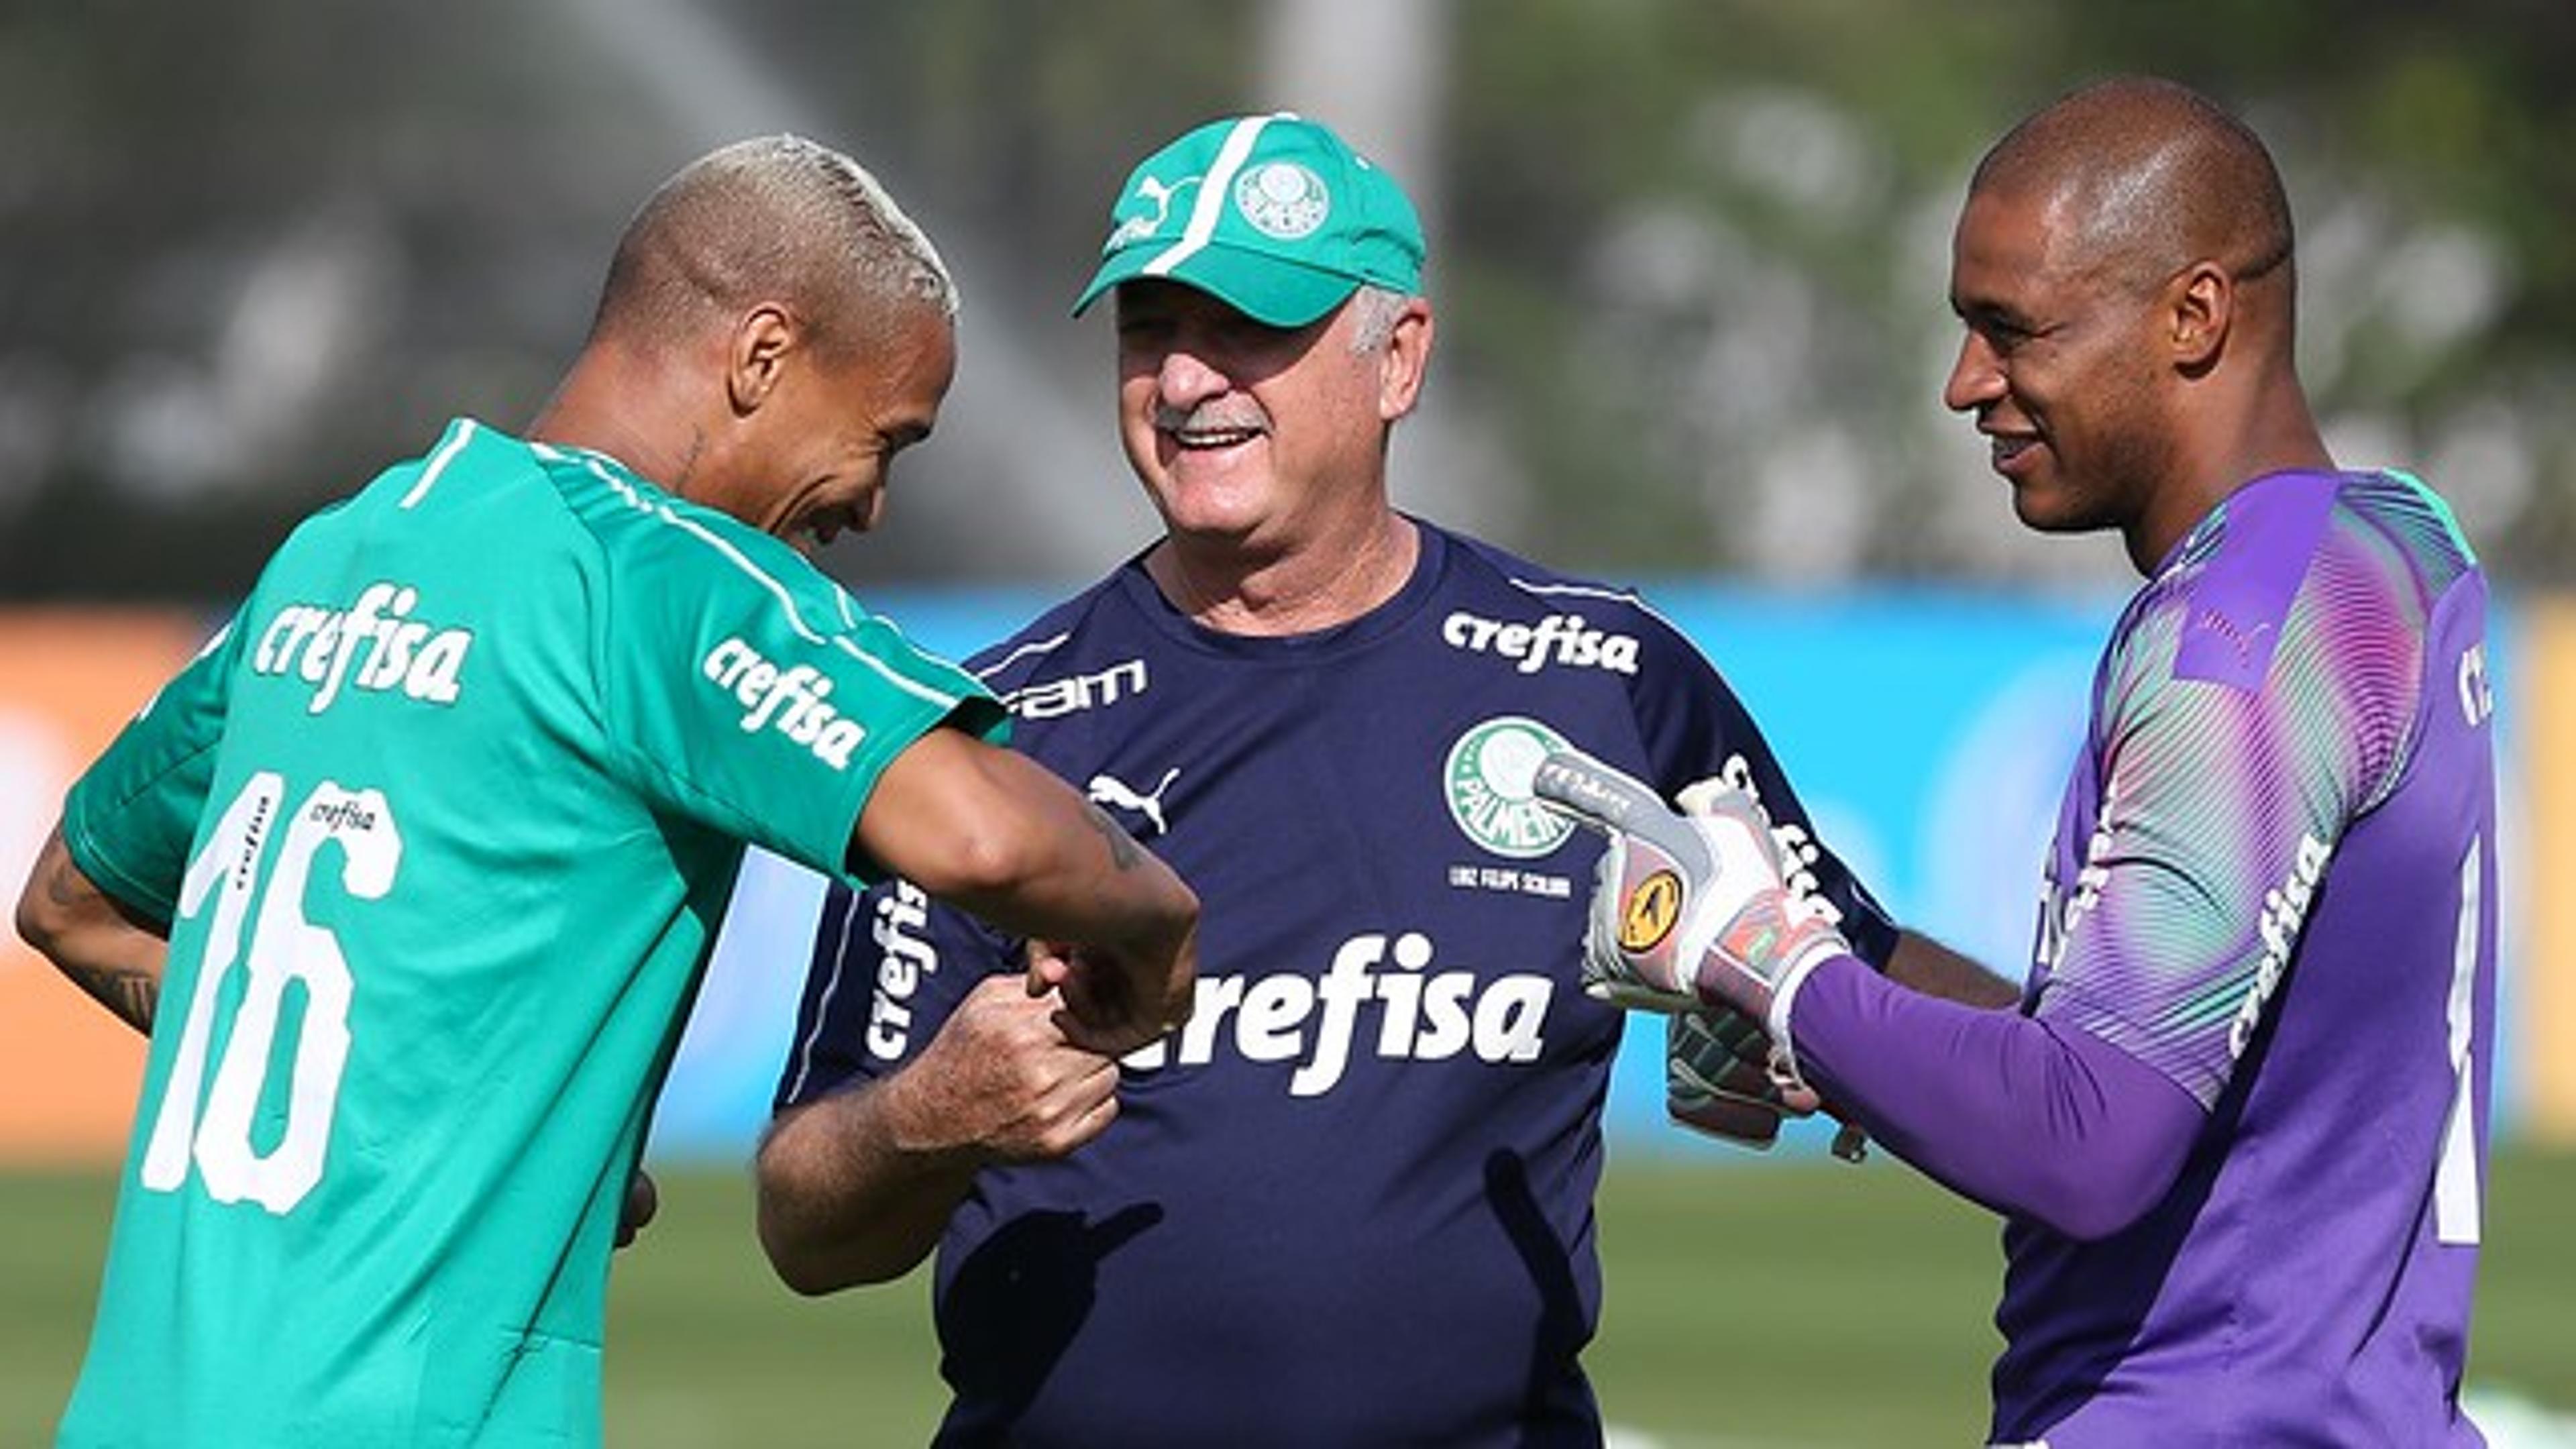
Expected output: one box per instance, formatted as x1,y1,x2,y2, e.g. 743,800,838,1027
2,0,2568,597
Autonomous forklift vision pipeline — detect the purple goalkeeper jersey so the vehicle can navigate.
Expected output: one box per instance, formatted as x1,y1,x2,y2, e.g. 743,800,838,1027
775,521,1896,1447
1993,469,2496,1446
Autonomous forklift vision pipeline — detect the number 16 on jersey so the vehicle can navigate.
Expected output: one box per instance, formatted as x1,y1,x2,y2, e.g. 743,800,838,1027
141,772,401,1214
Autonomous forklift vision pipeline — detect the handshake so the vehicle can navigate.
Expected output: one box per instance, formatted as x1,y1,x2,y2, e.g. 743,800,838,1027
1532,745,1863,1157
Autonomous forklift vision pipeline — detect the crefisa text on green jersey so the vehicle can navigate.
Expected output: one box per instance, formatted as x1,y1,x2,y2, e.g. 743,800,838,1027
251,583,868,773
251,581,473,714
700,635,868,769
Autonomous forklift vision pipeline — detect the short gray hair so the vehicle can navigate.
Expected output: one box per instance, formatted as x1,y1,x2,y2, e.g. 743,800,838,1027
1345,284,1412,354
591,134,957,358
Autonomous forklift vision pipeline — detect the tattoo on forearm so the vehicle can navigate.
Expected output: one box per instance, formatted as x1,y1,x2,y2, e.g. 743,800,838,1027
1083,804,1143,870
64,964,158,1034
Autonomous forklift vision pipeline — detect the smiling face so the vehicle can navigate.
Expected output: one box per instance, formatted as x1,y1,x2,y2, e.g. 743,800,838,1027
693,302,955,557
1111,279,1424,559
1943,183,2180,545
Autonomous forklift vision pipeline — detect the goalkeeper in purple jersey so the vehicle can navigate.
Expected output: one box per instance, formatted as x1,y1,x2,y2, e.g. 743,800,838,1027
1543,78,2496,1446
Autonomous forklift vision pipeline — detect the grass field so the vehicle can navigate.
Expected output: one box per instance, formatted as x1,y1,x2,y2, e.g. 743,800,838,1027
5,1152,2571,1446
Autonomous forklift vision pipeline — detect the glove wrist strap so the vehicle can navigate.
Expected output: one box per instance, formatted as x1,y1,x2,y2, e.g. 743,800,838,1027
1762,945,1843,1084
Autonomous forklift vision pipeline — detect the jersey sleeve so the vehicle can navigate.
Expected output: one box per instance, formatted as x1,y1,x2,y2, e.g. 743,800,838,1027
1626,606,1900,967
2037,535,2416,1107
773,875,1014,1110
58,619,249,929
594,533,1007,888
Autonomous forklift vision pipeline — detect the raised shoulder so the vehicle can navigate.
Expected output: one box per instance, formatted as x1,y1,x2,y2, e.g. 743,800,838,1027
1437,527,1706,667
536,442,825,607
963,569,1139,702
2110,469,2475,818
2335,468,2481,603
2147,470,2476,689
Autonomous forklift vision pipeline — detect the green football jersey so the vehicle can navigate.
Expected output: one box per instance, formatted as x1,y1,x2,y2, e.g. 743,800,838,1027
54,419,1004,1447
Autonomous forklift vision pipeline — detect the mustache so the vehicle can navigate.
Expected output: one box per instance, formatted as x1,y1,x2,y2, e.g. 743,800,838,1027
1152,402,1271,433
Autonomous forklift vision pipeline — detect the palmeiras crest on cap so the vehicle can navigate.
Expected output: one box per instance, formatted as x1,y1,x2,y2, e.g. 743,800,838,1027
1234,162,1330,240
1073,112,1425,329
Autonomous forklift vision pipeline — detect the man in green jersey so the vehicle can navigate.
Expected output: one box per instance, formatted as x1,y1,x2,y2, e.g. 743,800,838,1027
12,135,1199,1448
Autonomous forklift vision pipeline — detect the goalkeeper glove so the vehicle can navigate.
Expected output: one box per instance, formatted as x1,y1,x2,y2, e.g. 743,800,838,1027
1666,1006,1871,1161
1667,1008,1808,1150
1533,745,1851,1027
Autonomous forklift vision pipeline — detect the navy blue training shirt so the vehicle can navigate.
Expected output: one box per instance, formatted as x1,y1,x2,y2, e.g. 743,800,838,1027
775,521,1896,1447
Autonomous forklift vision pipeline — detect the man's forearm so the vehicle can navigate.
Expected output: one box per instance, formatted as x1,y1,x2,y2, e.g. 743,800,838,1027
1786,955,2204,1239
1885,928,2024,1008
853,732,1199,1051
56,958,163,1034
15,827,167,1034
755,1078,979,1294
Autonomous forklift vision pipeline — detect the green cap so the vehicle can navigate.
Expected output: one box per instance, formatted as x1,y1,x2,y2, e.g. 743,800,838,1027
1071,113,1426,328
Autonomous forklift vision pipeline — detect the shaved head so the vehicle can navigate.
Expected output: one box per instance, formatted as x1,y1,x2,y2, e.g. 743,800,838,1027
1973,76,2294,300
590,134,957,362
1943,75,2332,572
